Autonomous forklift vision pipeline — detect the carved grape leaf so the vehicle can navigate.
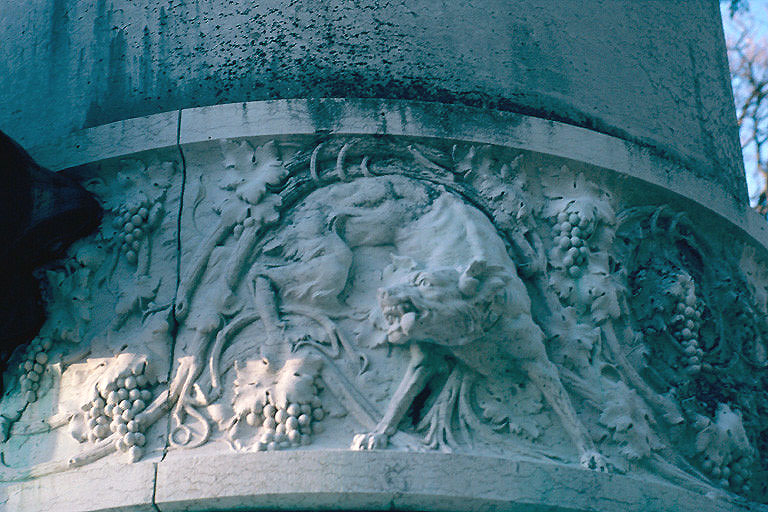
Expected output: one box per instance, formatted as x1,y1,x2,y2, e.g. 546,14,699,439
599,382,662,461
232,360,270,418
472,156,530,229
233,356,323,418
86,160,173,213
629,268,668,329
220,140,288,205
549,265,625,325
354,313,389,349
587,272,624,324
548,309,601,368
694,404,753,465
250,194,281,226
42,269,90,343
114,276,161,324
475,378,547,440
549,270,576,303
541,170,612,214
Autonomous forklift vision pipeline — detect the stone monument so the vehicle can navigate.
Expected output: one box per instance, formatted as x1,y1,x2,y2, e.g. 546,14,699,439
0,1,766,511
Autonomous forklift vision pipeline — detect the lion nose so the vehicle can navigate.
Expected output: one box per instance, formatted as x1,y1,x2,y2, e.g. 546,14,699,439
377,287,398,304
378,286,407,305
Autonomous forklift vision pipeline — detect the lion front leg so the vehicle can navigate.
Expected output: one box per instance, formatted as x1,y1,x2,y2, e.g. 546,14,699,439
351,343,436,450
519,357,607,472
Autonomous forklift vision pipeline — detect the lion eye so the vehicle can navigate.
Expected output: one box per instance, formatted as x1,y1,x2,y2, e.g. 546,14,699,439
418,278,431,288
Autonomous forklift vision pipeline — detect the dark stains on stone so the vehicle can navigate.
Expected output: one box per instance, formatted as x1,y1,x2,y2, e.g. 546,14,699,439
84,0,110,128
688,42,748,204
47,0,69,92
140,26,153,100
306,98,345,133
106,29,129,112
86,50,718,192
156,7,173,105
19,0,738,201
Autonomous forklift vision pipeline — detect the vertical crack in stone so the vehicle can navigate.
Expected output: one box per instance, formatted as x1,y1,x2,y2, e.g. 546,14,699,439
150,462,161,512
159,108,186,465
171,107,186,334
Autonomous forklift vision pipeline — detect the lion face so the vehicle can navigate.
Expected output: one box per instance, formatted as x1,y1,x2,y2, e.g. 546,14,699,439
377,259,509,346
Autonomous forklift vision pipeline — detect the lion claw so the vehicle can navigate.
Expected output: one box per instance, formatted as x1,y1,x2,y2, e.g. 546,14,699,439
351,432,388,451
580,451,609,472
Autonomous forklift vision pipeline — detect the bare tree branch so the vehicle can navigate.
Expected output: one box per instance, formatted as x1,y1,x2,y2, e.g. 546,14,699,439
725,4,768,211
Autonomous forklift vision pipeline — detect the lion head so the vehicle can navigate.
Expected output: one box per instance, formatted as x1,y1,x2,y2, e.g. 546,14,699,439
377,256,510,346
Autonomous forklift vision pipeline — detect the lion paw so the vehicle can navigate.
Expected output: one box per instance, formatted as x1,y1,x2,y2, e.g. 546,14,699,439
351,432,389,451
580,450,609,472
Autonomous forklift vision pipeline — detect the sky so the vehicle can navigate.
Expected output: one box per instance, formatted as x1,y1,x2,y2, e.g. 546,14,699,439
721,0,768,202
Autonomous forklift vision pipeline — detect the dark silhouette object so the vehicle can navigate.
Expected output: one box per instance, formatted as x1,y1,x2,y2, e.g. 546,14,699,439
0,130,102,384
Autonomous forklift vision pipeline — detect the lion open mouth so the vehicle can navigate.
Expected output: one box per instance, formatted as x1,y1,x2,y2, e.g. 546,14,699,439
381,299,419,342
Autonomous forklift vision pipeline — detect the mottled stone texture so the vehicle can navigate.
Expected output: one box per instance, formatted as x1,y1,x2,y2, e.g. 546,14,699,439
2,126,767,510
0,0,745,200
1,3,762,511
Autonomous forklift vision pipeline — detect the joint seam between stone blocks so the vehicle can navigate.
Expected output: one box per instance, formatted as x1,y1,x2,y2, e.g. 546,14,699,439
151,462,160,512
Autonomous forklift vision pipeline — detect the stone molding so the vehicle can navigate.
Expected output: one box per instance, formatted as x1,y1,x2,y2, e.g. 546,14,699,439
2,453,762,512
27,99,768,254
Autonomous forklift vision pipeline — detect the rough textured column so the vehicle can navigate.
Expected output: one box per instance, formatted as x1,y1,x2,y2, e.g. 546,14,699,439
0,2,766,511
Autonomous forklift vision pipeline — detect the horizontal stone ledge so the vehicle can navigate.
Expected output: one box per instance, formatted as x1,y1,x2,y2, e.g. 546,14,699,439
152,451,762,512
0,457,157,512
2,451,762,512
26,98,768,259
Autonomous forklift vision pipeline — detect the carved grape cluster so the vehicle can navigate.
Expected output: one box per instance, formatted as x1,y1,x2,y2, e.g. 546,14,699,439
701,453,754,494
251,394,325,451
83,369,154,462
553,210,594,277
17,338,52,403
669,288,705,375
112,200,155,264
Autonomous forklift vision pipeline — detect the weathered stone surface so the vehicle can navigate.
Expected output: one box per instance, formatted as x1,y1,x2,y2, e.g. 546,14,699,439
0,2,762,510
0,460,156,512
0,103,765,511
152,452,758,512
0,1,744,199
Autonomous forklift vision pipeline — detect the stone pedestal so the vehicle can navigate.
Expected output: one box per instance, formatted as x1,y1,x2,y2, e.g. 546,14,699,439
0,3,766,512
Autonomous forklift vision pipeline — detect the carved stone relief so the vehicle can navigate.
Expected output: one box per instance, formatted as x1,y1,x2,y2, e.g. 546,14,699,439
0,137,766,504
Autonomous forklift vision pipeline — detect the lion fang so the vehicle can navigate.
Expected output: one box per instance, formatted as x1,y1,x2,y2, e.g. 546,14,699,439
401,312,416,334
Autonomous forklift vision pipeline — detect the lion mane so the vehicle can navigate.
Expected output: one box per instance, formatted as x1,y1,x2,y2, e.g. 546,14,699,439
377,256,513,347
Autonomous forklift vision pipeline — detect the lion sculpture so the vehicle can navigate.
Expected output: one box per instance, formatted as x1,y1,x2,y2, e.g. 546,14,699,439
246,174,603,469
349,191,606,470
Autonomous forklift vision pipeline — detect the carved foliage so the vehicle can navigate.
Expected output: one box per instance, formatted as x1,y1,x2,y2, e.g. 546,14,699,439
0,137,766,504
